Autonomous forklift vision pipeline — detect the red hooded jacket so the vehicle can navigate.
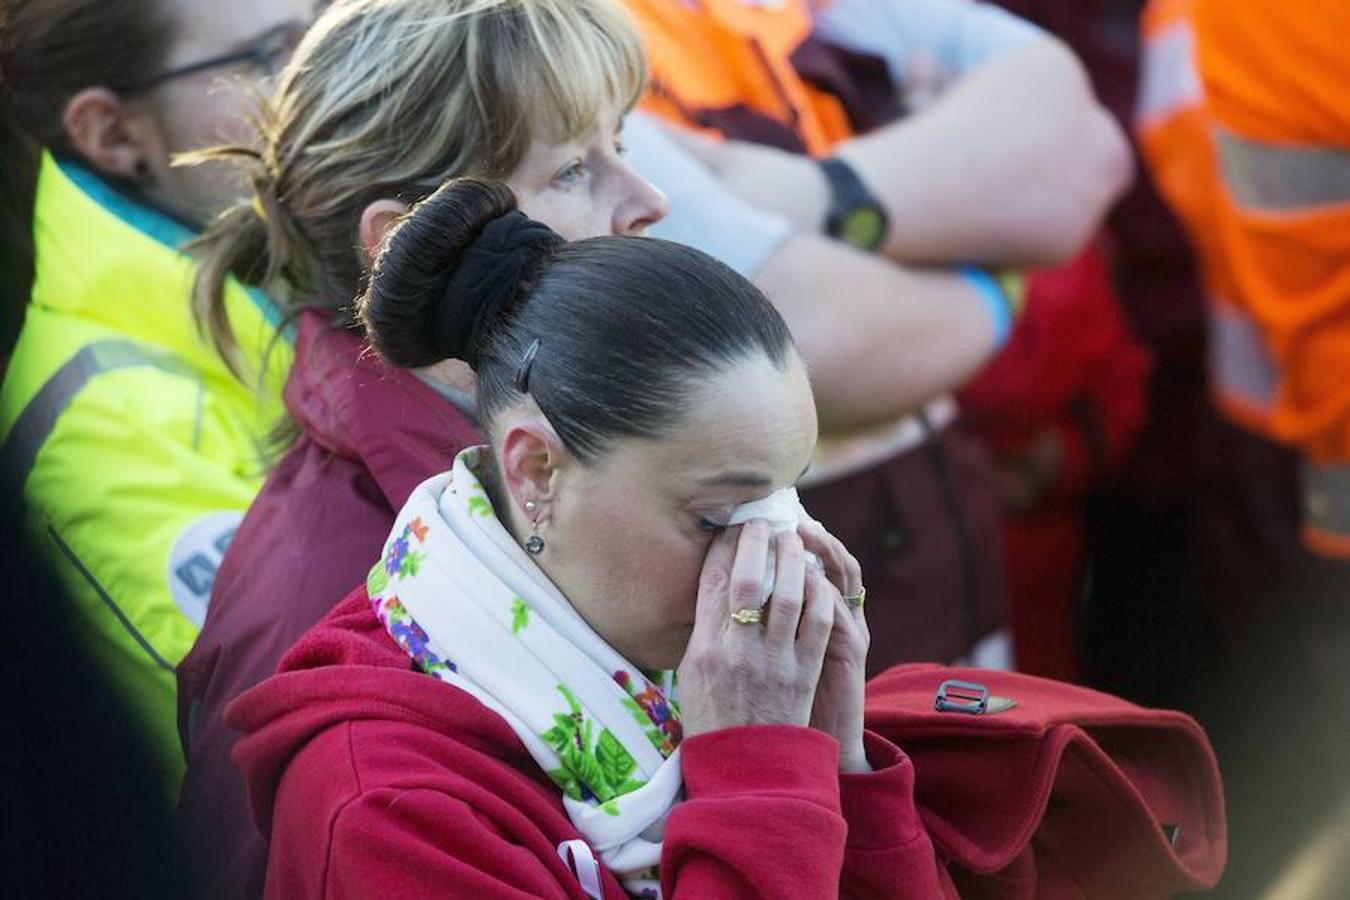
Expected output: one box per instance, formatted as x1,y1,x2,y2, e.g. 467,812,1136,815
228,591,1226,899
227,590,955,899
176,311,482,897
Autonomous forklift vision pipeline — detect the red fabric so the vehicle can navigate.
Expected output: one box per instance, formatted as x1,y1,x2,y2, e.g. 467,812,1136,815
864,665,1227,898
960,249,1152,680
176,311,482,898
227,590,955,899
228,593,1225,899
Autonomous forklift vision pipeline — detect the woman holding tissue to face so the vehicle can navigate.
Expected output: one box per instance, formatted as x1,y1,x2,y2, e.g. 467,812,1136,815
227,178,951,899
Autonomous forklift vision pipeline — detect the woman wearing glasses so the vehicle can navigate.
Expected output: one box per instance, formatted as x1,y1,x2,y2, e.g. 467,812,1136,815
0,0,312,789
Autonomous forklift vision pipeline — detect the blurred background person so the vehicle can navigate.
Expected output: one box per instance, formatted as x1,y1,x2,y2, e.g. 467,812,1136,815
1134,0,1350,894
983,0,1214,714
619,0,1132,673
0,0,314,789
959,245,1152,682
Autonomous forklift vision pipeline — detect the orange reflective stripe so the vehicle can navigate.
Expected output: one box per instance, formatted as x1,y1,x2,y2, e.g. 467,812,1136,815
1216,128,1350,213
1136,19,1201,127
1209,301,1277,418
1300,460,1350,559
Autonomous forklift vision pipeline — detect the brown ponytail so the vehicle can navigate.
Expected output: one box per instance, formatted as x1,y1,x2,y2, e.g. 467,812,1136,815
184,139,325,381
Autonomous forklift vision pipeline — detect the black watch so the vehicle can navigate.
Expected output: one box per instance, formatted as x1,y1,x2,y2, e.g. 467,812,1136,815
818,156,888,252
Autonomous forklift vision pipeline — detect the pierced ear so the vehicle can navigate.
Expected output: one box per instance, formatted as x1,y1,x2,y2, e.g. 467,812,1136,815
62,87,156,182
358,199,411,264
498,418,569,522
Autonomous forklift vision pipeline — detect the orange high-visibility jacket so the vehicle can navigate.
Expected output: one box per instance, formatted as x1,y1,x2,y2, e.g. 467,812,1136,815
623,0,853,155
1139,0,1350,555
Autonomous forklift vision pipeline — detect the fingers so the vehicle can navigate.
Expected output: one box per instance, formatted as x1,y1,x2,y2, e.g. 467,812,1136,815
691,527,740,644
727,520,771,615
764,531,806,646
796,566,837,671
797,517,863,601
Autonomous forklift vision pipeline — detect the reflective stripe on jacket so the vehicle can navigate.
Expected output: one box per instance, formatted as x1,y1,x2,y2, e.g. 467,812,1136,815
0,153,290,787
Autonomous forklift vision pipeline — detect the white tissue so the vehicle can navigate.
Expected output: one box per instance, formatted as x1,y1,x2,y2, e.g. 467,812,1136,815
725,487,820,606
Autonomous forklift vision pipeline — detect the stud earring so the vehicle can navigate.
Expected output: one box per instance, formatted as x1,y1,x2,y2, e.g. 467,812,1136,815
524,501,545,555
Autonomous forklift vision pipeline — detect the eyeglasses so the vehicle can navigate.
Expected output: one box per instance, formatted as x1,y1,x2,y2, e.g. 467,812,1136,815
126,22,307,93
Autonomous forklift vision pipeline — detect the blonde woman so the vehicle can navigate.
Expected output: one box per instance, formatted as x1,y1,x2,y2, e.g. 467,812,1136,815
175,1,665,893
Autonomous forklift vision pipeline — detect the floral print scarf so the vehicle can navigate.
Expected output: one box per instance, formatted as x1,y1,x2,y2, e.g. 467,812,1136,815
367,447,683,899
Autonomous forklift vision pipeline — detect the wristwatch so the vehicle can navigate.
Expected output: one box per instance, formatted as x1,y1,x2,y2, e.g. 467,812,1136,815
818,156,889,252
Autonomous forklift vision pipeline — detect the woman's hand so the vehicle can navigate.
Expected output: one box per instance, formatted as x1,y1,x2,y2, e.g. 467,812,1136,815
798,518,871,774
678,521,834,738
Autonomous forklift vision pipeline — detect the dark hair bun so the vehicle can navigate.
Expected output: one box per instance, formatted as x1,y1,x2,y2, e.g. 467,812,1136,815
359,178,562,369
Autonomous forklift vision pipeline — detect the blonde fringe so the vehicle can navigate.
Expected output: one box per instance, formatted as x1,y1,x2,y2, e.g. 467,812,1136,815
187,0,645,385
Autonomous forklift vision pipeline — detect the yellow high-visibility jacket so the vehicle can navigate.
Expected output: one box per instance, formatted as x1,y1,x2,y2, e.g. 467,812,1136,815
0,154,290,789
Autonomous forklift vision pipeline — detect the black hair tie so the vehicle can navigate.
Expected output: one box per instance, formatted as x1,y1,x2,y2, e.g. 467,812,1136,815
433,211,562,366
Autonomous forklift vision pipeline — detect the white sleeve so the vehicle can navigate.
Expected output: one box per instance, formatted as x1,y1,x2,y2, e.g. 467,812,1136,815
814,0,1044,84
623,112,793,279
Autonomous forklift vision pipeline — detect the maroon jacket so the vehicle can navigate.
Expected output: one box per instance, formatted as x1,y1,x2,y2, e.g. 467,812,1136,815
176,311,482,898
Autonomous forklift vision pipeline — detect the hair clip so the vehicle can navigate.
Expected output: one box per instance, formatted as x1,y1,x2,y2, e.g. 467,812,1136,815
514,338,542,393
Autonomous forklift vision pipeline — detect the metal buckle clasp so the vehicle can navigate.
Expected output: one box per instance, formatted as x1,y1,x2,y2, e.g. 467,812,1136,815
935,679,990,714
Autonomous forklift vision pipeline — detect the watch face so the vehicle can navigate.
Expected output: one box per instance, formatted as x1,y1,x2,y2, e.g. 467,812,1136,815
840,207,886,250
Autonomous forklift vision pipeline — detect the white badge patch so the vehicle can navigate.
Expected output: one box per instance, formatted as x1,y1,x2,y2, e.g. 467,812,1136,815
167,510,243,628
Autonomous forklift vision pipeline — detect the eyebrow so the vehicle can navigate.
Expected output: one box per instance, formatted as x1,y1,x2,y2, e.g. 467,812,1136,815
699,472,772,488
699,462,812,488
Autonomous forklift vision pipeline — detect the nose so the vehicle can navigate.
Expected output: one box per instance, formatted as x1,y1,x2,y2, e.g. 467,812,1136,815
612,163,668,236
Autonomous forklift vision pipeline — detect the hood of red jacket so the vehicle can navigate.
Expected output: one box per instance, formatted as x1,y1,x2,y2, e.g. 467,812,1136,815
284,310,482,508
225,589,529,837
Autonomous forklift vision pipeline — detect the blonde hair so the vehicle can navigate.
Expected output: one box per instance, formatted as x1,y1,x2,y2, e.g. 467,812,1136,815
187,0,647,377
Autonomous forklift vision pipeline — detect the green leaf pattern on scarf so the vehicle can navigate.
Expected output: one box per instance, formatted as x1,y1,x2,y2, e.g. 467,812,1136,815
541,684,647,814
366,561,389,597
510,598,529,634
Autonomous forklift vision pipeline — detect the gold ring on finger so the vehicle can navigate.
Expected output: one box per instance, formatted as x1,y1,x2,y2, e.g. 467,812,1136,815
730,607,764,625
843,587,866,609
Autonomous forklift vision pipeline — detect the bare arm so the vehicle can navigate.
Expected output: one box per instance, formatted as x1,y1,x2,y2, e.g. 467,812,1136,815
757,233,997,432
626,112,1000,431
670,37,1132,268
837,37,1133,266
